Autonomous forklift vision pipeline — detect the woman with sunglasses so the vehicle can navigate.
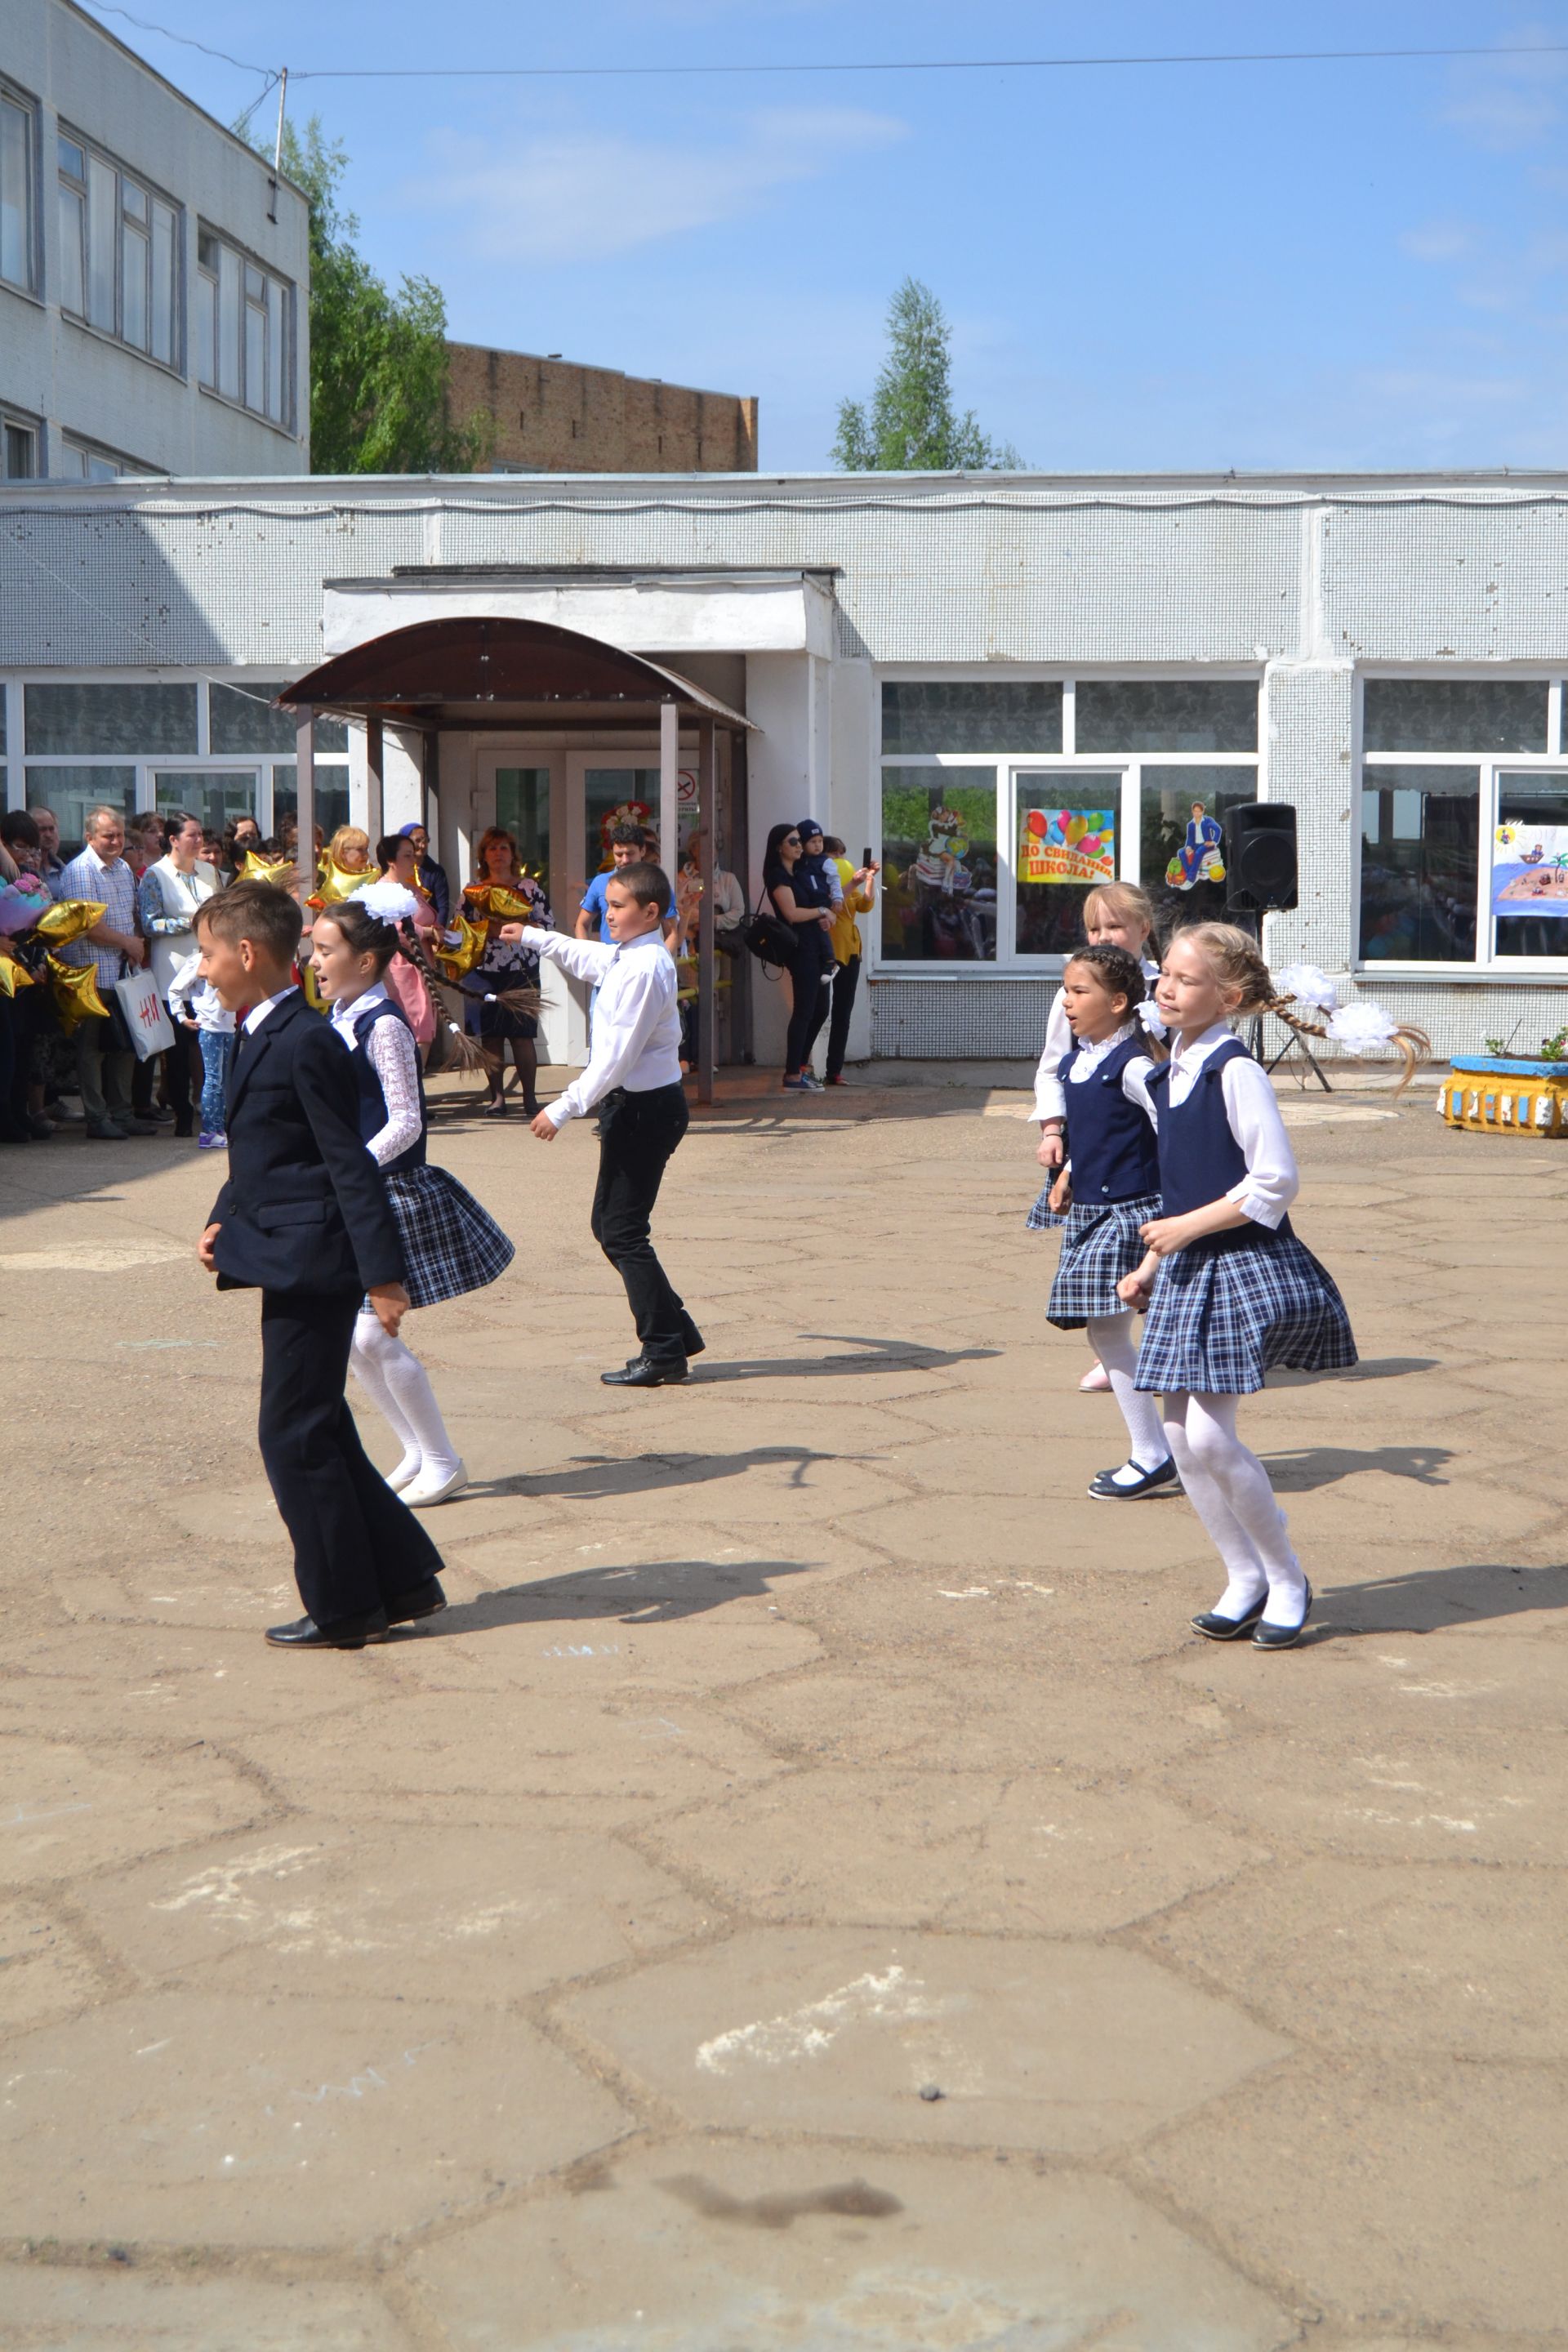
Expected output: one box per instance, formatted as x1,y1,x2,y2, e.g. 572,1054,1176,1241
762,821,835,1091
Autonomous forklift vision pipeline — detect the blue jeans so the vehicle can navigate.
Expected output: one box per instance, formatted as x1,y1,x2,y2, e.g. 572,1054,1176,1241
198,1031,230,1135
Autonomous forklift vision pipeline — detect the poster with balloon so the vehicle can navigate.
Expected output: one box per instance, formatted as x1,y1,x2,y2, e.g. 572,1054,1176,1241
1018,806,1116,886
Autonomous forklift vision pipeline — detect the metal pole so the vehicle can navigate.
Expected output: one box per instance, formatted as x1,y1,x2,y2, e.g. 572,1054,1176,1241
697,717,716,1107
364,714,384,849
658,701,679,872
294,707,315,911
274,68,288,174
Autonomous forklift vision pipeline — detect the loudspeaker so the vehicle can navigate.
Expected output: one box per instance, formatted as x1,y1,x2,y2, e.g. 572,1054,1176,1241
1224,803,1298,914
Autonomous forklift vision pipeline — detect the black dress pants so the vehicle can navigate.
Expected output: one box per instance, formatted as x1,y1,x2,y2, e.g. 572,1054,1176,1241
784,926,833,1076
826,952,861,1081
590,1084,702,1365
258,1287,445,1627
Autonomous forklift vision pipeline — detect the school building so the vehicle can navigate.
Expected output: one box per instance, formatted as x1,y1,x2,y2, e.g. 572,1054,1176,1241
3,464,1567,1073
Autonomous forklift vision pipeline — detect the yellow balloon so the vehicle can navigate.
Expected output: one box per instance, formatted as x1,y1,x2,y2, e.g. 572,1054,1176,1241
47,953,110,1033
433,914,488,981
0,956,34,997
237,850,298,891
35,898,107,947
1066,815,1088,847
310,855,372,908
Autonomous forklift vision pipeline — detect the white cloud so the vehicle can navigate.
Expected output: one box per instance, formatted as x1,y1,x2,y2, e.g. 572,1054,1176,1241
1400,220,1480,264
1441,27,1568,151
405,107,906,265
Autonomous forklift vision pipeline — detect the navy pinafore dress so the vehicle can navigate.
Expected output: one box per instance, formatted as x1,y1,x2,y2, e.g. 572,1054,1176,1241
1033,1033,1165,1329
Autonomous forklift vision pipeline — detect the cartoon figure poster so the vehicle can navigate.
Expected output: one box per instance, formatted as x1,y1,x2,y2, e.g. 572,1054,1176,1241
1492,822,1568,919
1165,800,1226,892
1018,807,1116,886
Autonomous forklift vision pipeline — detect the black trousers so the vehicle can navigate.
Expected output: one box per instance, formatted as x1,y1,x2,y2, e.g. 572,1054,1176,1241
258,1288,444,1627
826,952,861,1081
590,1083,702,1365
784,926,834,1076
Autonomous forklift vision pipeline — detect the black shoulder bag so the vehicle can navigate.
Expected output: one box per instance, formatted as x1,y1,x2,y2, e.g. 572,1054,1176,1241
743,880,800,969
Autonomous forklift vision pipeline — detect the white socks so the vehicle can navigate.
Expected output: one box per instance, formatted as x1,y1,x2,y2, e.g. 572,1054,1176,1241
1086,1314,1173,1481
350,1309,461,1487
1162,1389,1306,1624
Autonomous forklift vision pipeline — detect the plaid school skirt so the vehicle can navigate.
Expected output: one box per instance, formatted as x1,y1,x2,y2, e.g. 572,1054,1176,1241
1038,1190,1163,1329
1134,1227,1356,1396
381,1165,515,1310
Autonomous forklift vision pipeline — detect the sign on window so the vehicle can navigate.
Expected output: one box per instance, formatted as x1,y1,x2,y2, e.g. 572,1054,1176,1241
1493,822,1568,919
1018,805,1115,886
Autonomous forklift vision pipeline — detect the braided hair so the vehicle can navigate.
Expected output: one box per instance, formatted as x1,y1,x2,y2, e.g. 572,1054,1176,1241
314,898,399,973
1063,941,1169,1060
1174,921,1430,1094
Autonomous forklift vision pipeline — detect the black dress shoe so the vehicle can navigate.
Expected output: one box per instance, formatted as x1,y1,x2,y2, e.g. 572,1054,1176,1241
1191,1594,1268,1641
1088,1457,1180,1500
1252,1579,1314,1650
385,1577,447,1626
601,1356,688,1388
265,1608,390,1650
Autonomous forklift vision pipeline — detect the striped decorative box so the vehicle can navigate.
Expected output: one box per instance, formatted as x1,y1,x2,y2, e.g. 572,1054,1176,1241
1440,1057,1568,1135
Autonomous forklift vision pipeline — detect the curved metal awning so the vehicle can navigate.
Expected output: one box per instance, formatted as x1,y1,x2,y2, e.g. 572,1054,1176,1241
276,614,752,729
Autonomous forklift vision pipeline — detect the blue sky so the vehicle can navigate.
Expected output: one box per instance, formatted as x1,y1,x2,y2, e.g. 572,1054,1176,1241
81,0,1568,471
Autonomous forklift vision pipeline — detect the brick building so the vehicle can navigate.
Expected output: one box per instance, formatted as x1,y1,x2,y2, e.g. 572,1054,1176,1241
445,343,758,474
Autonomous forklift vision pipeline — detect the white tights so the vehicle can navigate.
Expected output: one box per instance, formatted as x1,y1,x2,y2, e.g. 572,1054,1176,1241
350,1309,460,1486
1085,1314,1171,1478
1162,1390,1306,1625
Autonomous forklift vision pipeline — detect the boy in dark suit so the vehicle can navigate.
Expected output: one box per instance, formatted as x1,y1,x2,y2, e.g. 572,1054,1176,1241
194,883,446,1649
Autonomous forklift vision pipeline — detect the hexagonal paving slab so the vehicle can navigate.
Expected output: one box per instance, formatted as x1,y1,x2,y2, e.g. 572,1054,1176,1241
0,1899,106,2031
554,1927,1287,2154
652,1769,1258,1932
0,1992,628,2247
408,2141,1294,2350
0,1740,265,1891
0,2265,417,2349
76,1820,710,1998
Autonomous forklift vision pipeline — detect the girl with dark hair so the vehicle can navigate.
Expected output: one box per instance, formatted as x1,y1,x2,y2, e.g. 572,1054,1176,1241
220,814,262,881
762,821,835,1091
311,894,515,1509
461,826,554,1116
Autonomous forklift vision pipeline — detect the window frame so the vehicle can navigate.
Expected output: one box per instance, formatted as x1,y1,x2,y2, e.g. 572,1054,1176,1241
871,667,1263,977
55,125,181,372
194,224,296,434
0,79,41,299
2,406,39,481
1352,670,1568,978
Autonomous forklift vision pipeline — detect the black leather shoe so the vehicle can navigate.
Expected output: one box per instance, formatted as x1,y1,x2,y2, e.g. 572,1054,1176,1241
600,1356,688,1388
265,1609,390,1650
1088,1457,1180,1500
1252,1579,1314,1650
1191,1594,1267,1641
385,1577,447,1626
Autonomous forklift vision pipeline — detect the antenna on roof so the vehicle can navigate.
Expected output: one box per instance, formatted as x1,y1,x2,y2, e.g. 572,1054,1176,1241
274,66,288,174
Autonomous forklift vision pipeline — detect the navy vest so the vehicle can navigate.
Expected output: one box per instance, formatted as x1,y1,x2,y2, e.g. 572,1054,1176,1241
350,997,426,1175
1146,1037,1293,1242
1058,1033,1160,1203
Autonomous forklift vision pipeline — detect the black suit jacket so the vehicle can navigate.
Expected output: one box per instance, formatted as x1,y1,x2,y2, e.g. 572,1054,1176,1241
208,991,406,1295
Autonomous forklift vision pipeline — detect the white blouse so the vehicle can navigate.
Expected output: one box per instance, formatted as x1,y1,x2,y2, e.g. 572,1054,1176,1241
1164,1021,1298,1229
1032,956,1161,1123
330,985,423,1167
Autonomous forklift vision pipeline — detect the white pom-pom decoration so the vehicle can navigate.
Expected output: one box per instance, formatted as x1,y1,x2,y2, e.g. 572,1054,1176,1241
1135,997,1169,1037
1325,999,1399,1054
350,880,421,922
1276,962,1339,1013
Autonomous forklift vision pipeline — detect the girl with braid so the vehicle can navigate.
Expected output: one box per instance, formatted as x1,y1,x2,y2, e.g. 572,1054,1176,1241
1120,924,1421,1649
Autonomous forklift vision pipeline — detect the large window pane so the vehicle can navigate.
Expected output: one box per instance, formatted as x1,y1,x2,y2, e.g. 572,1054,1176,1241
57,180,83,313
880,767,998,961
882,681,1061,755
265,276,285,421
585,767,660,877
1,94,32,291
1492,772,1568,959
209,679,297,754
24,767,136,854
150,202,174,364
154,770,260,834
87,154,115,330
1364,678,1547,754
270,764,350,844
1016,770,1122,956
496,767,550,884
26,682,198,755
1360,764,1479,961
244,279,266,412
1141,766,1258,934
217,242,240,400
1077,680,1258,753
121,219,149,350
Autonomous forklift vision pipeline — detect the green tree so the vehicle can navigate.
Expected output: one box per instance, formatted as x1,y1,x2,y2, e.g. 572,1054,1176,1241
260,117,492,474
833,276,1021,472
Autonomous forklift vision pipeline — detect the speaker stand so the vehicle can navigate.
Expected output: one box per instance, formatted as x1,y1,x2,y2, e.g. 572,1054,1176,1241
1263,1021,1333,1094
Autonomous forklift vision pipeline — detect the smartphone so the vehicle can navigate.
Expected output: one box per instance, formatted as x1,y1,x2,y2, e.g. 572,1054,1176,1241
862,844,874,867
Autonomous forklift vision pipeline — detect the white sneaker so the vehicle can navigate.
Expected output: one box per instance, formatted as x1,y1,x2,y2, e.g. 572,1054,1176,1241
403,1459,468,1508
384,1459,422,1493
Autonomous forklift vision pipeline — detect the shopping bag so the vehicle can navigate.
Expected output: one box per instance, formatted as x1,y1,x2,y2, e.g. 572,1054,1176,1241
113,965,176,1061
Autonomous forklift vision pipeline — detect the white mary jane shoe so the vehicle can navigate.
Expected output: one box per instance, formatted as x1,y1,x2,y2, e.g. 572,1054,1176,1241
403,1459,469,1508
385,1460,422,1494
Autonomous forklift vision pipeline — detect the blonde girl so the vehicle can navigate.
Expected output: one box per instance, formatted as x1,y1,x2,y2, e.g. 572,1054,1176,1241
1120,924,1418,1649
1031,881,1162,1394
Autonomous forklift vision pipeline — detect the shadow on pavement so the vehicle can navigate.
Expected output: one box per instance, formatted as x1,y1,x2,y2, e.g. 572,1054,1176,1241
1303,1559,1568,1642
1264,1444,1455,1491
1271,1356,1440,1385
468,1445,858,1500
412,1555,817,1632
693,1332,1000,1383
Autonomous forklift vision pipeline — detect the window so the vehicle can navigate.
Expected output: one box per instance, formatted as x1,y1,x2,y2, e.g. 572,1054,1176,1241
196,229,294,428
585,767,660,880
1014,771,1121,956
1364,678,1546,755
497,768,550,880
1493,773,1568,959
1077,680,1258,754
270,764,350,843
57,132,178,365
154,771,261,835
1361,766,1480,963
1142,767,1260,934
2,85,37,294
26,683,198,755
882,681,1062,754
880,768,999,962
2,412,37,479
54,435,155,482
24,767,136,854
210,679,303,755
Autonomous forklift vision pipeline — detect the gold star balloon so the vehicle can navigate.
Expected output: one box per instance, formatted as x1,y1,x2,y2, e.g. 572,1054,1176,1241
0,954,34,997
432,914,488,981
35,898,107,947
237,850,298,891
47,952,109,1033
309,854,372,911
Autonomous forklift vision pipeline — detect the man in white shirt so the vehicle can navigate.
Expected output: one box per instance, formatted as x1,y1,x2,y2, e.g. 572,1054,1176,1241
502,862,703,1388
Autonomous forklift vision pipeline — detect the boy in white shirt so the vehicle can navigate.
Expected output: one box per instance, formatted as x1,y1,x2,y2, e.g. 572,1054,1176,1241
167,943,237,1149
501,862,703,1388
